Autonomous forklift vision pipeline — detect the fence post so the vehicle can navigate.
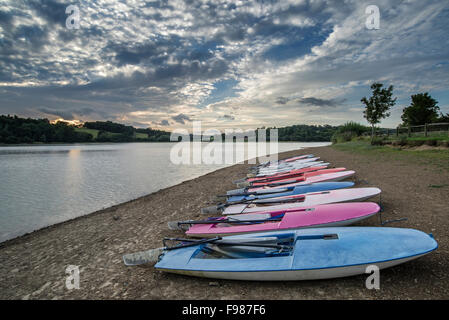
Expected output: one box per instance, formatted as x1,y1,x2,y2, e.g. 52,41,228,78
408,126,411,137
424,123,427,137
396,127,399,137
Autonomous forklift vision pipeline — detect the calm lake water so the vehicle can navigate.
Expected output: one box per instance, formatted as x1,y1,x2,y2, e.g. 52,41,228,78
0,142,329,242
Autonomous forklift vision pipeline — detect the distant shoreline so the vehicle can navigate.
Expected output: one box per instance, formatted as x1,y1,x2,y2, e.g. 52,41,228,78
0,141,177,147
0,141,331,147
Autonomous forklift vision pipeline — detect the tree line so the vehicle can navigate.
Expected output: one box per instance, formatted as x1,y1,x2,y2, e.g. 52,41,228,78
0,115,93,144
0,116,338,144
84,121,171,142
0,116,172,144
269,124,337,142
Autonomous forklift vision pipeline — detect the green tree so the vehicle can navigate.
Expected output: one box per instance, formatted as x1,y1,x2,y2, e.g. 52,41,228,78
401,93,439,126
361,83,396,141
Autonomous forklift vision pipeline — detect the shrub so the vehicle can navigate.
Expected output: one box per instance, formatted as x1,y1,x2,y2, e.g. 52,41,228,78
398,136,408,146
332,121,371,144
436,140,449,148
425,139,437,146
408,140,425,147
336,121,370,136
331,131,358,144
370,137,385,145
341,132,355,142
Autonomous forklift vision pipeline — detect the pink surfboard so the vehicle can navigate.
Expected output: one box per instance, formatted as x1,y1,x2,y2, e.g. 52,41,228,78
186,202,381,237
250,168,347,187
246,165,329,183
223,187,381,215
247,170,355,192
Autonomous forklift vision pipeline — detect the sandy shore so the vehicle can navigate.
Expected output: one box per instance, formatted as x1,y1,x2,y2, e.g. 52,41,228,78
0,146,448,300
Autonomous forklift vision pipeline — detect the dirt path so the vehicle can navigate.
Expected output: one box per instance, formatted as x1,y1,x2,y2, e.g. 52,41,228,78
0,146,448,299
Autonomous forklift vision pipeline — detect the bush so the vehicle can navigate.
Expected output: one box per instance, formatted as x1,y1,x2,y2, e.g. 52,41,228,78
332,121,371,144
331,131,357,144
425,139,437,146
336,121,370,136
408,140,425,147
398,136,408,146
370,137,385,145
341,132,356,142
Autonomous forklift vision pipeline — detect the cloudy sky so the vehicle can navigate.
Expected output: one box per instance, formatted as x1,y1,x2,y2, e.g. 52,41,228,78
1,0,448,130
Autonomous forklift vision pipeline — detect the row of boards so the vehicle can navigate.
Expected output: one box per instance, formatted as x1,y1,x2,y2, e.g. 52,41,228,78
123,153,438,281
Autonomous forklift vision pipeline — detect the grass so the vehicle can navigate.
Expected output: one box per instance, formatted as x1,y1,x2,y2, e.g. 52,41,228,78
74,127,100,139
75,127,149,140
384,133,449,142
74,128,121,138
332,140,449,171
134,132,148,139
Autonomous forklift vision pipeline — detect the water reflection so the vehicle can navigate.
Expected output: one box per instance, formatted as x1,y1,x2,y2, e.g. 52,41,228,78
0,142,329,242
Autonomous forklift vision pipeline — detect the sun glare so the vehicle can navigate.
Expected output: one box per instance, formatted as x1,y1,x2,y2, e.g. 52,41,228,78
50,118,84,126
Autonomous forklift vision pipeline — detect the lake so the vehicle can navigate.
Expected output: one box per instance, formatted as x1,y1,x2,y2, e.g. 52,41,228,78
0,142,329,242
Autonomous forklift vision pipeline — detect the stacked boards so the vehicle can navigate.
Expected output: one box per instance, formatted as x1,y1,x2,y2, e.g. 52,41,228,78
123,153,438,281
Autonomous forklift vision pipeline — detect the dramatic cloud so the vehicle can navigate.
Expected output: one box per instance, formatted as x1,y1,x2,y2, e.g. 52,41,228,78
0,0,448,129
298,97,346,107
275,97,290,105
219,114,235,121
171,113,192,124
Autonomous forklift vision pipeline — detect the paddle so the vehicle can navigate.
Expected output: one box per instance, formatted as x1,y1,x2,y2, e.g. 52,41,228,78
167,215,284,231
255,160,324,176
265,178,305,187
244,171,308,183
237,178,303,188
123,236,293,266
226,186,294,197
251,194,306,204
200,194,306,215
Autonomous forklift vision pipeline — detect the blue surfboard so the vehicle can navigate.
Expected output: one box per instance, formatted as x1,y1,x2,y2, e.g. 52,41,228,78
154,227,437,281
227,182,355,203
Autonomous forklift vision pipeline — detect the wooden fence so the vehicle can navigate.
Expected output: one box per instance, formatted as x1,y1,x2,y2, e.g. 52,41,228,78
395,122,449,137
373,122,449,137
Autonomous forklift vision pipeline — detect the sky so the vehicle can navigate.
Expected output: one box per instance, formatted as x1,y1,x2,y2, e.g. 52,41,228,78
0,0,448,131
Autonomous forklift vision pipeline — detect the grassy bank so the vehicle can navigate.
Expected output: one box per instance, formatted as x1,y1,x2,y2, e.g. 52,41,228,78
330,121,449,148
333,140,449,172
75,127,149,140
